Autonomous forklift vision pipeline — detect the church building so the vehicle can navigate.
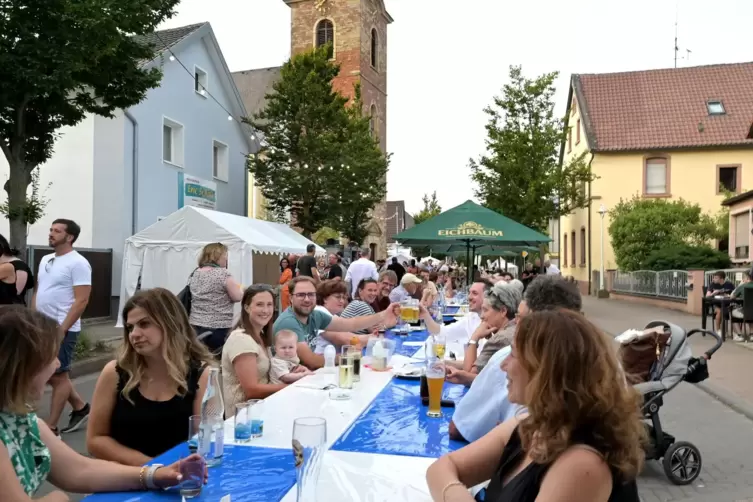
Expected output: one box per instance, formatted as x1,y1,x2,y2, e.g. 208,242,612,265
233,0,393,260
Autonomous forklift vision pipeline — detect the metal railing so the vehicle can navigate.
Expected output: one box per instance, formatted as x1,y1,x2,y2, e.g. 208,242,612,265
704,268,750,288
612,270,689,300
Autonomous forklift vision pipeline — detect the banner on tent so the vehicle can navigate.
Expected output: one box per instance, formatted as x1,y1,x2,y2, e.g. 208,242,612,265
178,173,217,210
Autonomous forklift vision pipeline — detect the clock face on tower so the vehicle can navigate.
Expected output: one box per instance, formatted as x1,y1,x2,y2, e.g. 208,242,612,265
315,0,329,13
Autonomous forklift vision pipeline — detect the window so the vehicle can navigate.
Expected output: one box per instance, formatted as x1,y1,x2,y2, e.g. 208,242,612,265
316,19,335,59
212,140,229,181
194,66,208,96
644,157,669,195
734,212,750,259
717,165,740,193
707,100,725,115
567,128,572,153
370,28,378,69
576,119,581,144
369,104,377,138
580,228,586,265
570,97,576,116
162,117,184,167
570,231,575,266
563,234,568,267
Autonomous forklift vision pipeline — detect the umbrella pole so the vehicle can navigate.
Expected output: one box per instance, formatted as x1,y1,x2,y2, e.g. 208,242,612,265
471,246,477,284
465,241,471,287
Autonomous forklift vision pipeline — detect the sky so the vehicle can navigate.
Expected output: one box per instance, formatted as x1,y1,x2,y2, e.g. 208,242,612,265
162,0,753,215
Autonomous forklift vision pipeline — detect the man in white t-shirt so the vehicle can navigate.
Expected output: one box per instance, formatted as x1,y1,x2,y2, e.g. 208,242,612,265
344,248,378,295
422,279,492,344
33,219,92,435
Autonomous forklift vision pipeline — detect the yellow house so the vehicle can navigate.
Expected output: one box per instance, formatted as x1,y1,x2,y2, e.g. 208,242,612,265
560,62,753,294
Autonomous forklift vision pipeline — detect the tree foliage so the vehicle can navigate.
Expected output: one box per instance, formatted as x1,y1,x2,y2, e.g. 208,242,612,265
643,243,731,272
247,46,388,238
470,65,595,232
609,196,720,271
0,0,179,252
413,191,442,225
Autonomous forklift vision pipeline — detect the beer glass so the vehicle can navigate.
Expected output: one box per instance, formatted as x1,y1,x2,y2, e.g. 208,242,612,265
399,300,412,324
339,345,354,389
425,356,445,418
433,333,447,359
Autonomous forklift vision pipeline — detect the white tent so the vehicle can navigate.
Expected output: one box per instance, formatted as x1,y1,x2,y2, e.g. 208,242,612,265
117,206,325,324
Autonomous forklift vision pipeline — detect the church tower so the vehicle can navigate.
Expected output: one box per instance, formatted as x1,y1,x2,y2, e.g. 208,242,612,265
283,0,393,259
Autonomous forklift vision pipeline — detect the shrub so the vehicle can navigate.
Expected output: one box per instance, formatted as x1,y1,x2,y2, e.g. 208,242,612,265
643,243,731,271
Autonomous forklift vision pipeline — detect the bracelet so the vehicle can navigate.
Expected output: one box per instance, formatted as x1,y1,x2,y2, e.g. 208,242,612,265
146,464,163,490
442,480,466,501
138,466,148,490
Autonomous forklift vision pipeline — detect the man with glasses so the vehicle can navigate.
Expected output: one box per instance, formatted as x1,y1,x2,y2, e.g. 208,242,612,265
32,219,92,435
371,270,397,312
274,277,401,369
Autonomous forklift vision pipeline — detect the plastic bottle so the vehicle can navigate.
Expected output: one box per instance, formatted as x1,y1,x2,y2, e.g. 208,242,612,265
200,367,225,466
372,339,387,371
323,344,336,373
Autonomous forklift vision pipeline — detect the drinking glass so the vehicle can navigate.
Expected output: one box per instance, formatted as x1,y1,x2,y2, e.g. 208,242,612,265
425,357,446,418
433,333,447,360
234,402,253,443
247,399,265,438
292,417,327,502
339,346,354,389
179,453,205,498
187,415,201,453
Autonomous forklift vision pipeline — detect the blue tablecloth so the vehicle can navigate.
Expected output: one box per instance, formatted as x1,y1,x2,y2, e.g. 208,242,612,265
330,378,469,458
83,444,297,502
385,328,429,357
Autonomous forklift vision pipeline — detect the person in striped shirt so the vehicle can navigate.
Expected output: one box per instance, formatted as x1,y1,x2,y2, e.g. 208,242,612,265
341,279,380,334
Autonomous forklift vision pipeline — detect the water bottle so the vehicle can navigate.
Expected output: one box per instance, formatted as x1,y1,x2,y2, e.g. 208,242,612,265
323,345,336,373
200,367,225,466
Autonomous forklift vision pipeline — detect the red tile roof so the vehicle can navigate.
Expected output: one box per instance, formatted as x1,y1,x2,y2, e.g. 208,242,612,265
572,62,753,152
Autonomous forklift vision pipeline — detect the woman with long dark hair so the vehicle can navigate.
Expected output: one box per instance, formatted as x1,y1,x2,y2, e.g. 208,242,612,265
0,235,22,304
221,285,285,417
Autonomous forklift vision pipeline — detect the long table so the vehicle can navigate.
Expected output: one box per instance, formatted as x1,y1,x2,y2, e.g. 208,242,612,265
84,329,467,501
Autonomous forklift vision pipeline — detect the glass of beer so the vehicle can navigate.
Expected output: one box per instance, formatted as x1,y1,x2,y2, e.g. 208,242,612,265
433,333,446,359
399,300,412,324
339,346,354,389
425,356,445,418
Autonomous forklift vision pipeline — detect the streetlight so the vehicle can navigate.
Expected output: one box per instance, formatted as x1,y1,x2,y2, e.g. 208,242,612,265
598,204,607,293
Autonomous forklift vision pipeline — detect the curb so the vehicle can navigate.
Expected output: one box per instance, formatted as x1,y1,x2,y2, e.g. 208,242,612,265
70,354,113,379
695,379,753,422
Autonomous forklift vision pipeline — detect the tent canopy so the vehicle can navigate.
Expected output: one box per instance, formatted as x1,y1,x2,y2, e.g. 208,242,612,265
129,206,326,256
394,200,551,248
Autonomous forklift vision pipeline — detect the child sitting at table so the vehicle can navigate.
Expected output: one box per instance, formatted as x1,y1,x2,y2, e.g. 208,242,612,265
270,330,314,384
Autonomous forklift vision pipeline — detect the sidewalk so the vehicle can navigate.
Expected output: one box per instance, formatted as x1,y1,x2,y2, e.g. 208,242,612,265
81,319,121,343
583,296,753,420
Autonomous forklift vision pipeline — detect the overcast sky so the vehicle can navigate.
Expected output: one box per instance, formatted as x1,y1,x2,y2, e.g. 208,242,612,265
162,0,753,215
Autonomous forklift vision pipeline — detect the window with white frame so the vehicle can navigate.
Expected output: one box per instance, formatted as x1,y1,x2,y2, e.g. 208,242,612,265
194,66,208,96
212,140,229,181
162,117,185,167
734,212,750,259
644,157,668,195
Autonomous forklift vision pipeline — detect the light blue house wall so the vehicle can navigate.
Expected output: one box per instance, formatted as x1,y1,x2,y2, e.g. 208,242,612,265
90,23,252,302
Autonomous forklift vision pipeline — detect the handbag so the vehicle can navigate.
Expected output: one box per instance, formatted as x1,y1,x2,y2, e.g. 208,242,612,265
618,326,671,384
177,269,198,315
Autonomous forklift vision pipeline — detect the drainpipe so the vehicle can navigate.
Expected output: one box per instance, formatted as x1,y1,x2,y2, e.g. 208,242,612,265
586,152,595,295
124,111,139,234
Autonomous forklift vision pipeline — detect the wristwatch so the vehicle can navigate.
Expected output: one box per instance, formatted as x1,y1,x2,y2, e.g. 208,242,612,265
467,340,478,346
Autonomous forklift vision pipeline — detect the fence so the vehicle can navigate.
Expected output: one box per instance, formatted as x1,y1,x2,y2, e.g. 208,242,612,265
611,270,689,301
27,246,113,320
703,268,750,288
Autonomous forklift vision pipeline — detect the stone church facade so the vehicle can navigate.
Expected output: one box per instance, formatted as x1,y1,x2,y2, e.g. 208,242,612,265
233,0,392,260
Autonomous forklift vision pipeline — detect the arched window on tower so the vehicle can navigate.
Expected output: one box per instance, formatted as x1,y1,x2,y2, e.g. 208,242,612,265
369,104,378,138
316,19,335,59
370,28,378,69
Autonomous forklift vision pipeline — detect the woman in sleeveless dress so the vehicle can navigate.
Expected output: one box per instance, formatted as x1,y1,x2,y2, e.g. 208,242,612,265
0,234,32,304
427,309,645,502
0,306,206,500
87,288,215,465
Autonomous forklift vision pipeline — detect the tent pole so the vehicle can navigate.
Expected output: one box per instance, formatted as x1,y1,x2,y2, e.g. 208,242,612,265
471,246,477,284
465,241,471,287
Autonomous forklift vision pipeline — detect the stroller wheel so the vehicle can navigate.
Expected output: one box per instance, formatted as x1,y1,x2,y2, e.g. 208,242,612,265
662,441,702,485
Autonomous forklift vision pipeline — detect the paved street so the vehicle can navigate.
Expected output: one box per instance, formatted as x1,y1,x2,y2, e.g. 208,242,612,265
34,297,753,501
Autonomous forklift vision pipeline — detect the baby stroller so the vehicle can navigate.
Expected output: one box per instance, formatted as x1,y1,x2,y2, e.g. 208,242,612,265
631,321,722,485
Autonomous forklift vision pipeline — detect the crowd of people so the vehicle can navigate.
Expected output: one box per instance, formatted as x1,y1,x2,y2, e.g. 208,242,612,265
0,230,647,501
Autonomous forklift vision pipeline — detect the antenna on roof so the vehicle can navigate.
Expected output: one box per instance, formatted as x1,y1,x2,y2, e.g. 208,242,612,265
674,2,692,68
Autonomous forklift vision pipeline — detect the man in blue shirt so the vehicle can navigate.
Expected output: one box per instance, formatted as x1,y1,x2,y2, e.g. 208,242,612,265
706,271,736,333
449,275,582,442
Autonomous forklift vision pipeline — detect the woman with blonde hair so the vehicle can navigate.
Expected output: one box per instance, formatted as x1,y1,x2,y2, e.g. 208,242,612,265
87,288,215,466
188,242,244,353
427,309,644,502
0,306,205,499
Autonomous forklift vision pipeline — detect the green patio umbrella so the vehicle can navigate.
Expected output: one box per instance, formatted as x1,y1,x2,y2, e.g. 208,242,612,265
394,200,551,283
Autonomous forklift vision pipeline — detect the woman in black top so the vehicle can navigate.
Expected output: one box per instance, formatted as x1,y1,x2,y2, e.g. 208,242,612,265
87,288,215,465
0,234,30,304
427,309,645,502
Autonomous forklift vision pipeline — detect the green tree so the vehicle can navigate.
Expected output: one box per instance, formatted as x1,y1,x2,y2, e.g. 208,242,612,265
247,46,388,238
328,84,389,244
413,191,442,225
312,226,340,245
609,196,719,271
0,0,179,253
470,65,595,232
643,243,731,271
